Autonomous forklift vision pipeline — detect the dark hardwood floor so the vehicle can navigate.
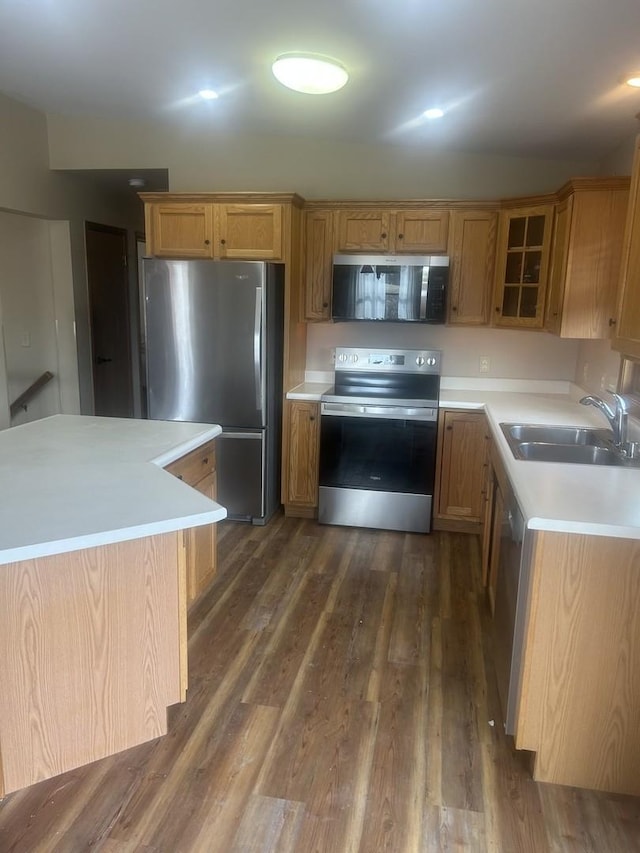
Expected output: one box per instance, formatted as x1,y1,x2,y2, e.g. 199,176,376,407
1,515,639,852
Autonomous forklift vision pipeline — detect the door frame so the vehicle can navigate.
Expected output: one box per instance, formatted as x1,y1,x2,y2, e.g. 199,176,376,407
85,221,133,416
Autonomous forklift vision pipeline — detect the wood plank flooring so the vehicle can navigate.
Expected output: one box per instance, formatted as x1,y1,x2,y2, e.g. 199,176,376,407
1,515,639,852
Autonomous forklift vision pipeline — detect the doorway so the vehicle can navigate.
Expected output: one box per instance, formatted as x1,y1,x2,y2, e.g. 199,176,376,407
85,222,133,418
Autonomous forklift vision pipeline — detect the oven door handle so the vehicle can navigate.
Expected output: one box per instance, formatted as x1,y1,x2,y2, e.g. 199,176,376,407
321,401,438,421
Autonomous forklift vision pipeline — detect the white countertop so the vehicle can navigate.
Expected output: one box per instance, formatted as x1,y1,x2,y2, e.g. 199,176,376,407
286,379,640,540
0,415,227,566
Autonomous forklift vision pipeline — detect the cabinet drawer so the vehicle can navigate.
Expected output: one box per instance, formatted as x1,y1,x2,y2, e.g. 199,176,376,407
165,441,216,486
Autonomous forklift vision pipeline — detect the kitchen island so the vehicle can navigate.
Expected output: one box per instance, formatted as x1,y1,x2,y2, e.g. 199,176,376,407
0,415,226,795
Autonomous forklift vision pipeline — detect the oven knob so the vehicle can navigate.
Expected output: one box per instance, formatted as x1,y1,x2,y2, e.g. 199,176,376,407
426,357,437,366
337,353,348,363
351,354,359,363
416,356,425,366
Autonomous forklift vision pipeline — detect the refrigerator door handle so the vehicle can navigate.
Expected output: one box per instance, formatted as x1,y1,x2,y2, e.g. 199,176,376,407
254,286,262,414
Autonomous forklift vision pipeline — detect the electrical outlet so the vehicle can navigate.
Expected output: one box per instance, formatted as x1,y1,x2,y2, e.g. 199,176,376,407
479,356,490,374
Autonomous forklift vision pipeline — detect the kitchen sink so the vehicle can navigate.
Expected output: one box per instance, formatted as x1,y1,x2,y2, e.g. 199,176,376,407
515,442,625,465
499,422,639,466
504,424,613,447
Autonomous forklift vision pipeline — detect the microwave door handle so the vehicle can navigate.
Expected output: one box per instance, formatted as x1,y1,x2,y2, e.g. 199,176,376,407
419,266,430,320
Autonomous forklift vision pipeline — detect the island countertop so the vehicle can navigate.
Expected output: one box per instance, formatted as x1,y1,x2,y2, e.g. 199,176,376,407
0,414,227,565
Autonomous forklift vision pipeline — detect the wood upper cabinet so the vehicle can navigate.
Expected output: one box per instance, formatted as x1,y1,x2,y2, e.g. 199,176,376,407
165,441,217,605
492,203,554,328
304,210,334,321
447,209,498,325
434,409,489,533
144,200,283,260
335,208,449,254
148,203,215,258
614,134,640,358
285,400,320,512
545,178,629,338
216,204,283,259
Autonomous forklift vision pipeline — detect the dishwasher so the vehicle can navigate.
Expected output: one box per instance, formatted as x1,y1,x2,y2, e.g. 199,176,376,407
492,483,533,735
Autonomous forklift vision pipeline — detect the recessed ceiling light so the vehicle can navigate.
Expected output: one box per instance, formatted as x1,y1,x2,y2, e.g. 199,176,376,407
625,74,640,88
423,108,444,120
272,54,348,95
198,89,219,100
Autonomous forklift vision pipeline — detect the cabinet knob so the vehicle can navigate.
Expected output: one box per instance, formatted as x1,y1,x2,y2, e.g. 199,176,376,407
446,425,453,431
204,239,210,245
495,307,501,313
309,415,315,421
381,232,387,239
451,305,458,312
397,233,404,240
322,301,328,308
609,317,617,327
203,457,209,465
220,238,226,245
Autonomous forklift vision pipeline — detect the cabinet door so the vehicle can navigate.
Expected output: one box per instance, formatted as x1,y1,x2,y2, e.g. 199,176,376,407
493,205,554,328
185,470,217,604
545,197,571,335
216,204,283,259
548,186,629,339
147,204,214,258
287,401,320,506
395,210,449,253
305,210,334,320
614,136,640,358
435,410,487,524
335,210,391,252
447,210,497,325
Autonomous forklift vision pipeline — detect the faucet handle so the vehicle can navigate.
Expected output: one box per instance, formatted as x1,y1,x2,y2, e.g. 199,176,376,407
609,392,629,413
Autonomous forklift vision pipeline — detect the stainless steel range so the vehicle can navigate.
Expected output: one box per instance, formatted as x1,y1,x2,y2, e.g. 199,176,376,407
318,347,441,533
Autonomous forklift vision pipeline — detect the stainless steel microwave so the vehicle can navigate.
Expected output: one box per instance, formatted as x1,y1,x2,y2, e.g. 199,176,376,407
331,254,448,323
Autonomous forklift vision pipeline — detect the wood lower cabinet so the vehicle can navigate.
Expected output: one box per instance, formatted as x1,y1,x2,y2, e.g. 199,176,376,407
165,441,217,605
493,203,554,328
434,409,489,534
143,198,285,260
447,209,498,325
0,533,184,795
545,178,629,338
614,134,640,358
284,400,320,516
515,530,640,795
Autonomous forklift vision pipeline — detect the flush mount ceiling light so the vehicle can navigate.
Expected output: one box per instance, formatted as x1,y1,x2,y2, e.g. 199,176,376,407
423,108,444,119
624,73,640,88
198,89,219,100
272,54,349,94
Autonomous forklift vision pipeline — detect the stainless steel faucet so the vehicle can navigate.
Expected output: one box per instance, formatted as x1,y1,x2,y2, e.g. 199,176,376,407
579,392,628,448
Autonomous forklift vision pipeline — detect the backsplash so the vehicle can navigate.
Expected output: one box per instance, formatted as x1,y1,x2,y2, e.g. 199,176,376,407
306,324,580,381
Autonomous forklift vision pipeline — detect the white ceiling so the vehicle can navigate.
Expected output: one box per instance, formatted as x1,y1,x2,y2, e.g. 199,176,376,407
1,0,640,162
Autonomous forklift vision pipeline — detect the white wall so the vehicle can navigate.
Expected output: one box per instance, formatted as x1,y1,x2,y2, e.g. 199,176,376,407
46,112,599,200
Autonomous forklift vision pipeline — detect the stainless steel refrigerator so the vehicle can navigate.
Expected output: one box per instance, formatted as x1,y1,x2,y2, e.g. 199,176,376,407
142,258,284,524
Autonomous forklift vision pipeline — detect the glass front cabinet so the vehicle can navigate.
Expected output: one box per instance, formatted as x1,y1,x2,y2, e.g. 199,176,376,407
493,204,554,328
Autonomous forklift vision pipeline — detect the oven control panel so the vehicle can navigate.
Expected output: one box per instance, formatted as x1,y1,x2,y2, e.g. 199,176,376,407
334,347,441,373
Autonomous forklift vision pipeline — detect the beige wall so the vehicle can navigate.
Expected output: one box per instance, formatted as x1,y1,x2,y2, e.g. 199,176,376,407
0,92,145,418
46,112,598,200
2,91,637,418
306,324,579,380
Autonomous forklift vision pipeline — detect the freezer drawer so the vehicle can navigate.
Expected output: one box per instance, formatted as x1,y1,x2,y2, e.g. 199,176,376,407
216,431,264,523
